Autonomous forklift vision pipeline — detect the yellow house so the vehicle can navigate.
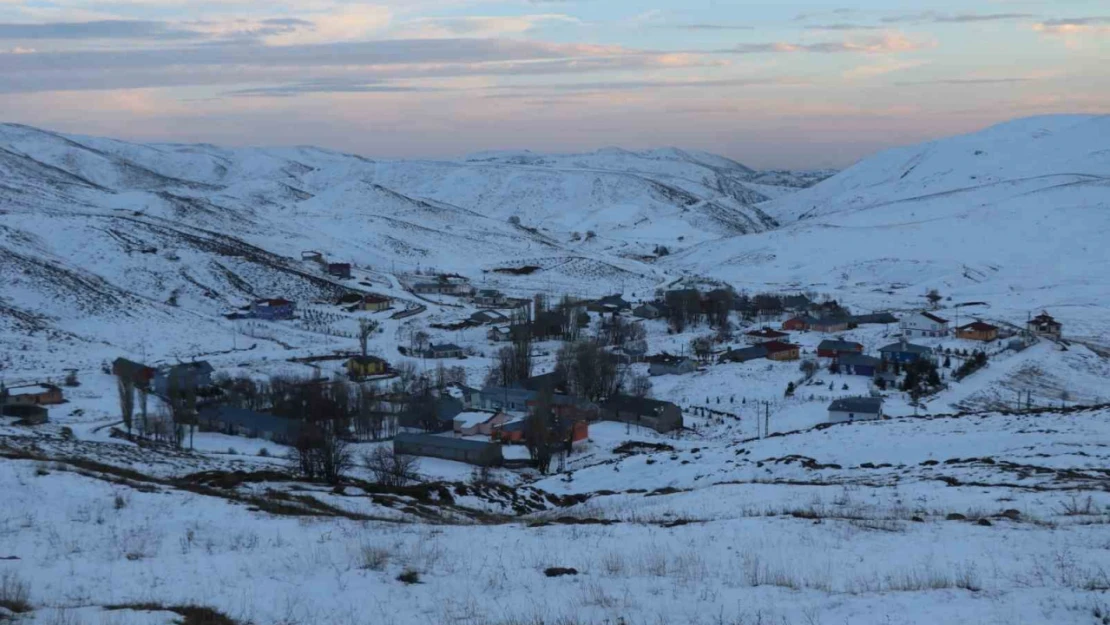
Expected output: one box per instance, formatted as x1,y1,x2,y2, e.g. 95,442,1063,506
346,355,388,379
358,294,391,312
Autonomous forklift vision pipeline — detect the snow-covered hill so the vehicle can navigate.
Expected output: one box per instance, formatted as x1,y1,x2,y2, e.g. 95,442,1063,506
0,124,797,371
675,114,1110,340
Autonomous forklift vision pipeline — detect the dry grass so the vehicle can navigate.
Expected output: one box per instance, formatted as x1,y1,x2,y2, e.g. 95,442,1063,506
0,571,31,613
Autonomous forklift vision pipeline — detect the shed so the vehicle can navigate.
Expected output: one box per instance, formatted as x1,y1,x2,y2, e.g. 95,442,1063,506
599,396,683,433
827,397,883,424
394,433,504,467
956,321,999,342
837,353,882,377
817,340,864,359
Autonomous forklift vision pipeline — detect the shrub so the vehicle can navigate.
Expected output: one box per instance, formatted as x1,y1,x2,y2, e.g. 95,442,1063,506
396,569,421,584
258,448,270,458
0,571,31,613
360,546,391,571
114,493,128,510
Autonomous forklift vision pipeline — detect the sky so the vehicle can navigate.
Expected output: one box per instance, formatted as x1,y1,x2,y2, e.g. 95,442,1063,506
0,0,1106,169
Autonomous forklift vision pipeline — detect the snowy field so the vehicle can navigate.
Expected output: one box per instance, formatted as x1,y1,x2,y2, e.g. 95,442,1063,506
2,116,1110,624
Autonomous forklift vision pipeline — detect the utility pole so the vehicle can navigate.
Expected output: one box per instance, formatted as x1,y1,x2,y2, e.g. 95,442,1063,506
763,401,770,439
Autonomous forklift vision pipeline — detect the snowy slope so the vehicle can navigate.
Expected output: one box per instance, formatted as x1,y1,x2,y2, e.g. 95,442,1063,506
675,114,1110,338
0,123,798,371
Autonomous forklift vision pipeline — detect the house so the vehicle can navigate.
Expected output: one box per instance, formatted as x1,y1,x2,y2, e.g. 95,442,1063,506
632,302,665,320
251,298,295,320
399,396,464,432
745,327,790,344
817,340,864,359
453,410,501,436
5,383,64,406
1028,312,1062,339
956,321,1000,342
879,340,934,364
112,358,157,389
198,406,301,443
487,327,511,343
470,310,509,325
838,353,882,377
423,344,464,359
827,397,883,424
444,383,482,410
1,404,49,425
782,294,812,313
646,353,697,377
346,355,388,379
900,311,949,338
763,341,801,361
473,289,507,307
782,316,816,331
327,263,352,279
300,251,323,262
810,317,851,333
394,433,503,467
355,294,391,312
850,312,899,326
588,295,632,315
153,361,214,397
599,396,683,434
719,345,768,363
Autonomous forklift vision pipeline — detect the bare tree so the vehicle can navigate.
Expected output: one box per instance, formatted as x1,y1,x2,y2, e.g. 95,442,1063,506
137,386,149,438
926,289,943,309
525,385,556,474
291,424,352,484
364,446,422,487
690,335,714,363
629,374,652,398
555,339,621,402
358,319,380,357
117,377,135,439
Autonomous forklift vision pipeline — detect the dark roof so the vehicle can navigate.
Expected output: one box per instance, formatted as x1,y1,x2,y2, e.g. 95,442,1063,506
395,432,499,452
328,263,350,269
919,311,949,324
721,345,767,362
829,397,883,414
783,295,811,308
818,340,863,352
199,407,300,436
348,355,387,365
522,372,567,393
645,353,691,365
594,295,631,309
1031,312,1061,326
164,361,214,375
811,317,849,327
255,298,293,307
762,341,799,354
851,312,899,324
363,294,390,303
429,343,463,352
746,328,788,339
112,357,156,381
959,321,999,332
879,341,933,355
601,395,678,415
838,353,882,368
477,289,502,297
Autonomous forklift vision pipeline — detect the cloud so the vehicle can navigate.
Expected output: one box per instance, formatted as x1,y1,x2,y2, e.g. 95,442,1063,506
804,23,880,31
396,14,579,39
881,12,1034,24
668,23,753,31
894,77,1034,86
721,33,931,55
843,59,928,80
0,38,696,94
1032,16,1110,35
227,80,433,97
0,20,202,40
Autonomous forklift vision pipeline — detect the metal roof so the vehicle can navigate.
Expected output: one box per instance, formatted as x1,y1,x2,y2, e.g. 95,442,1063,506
395,432,499,451
828,397,883,414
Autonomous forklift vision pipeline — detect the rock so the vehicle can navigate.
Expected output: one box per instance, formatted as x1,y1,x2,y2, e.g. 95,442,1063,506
977,519,993,527
544,567,578,577
946,513,967,521
911,516,925,523
1000,509,1021,520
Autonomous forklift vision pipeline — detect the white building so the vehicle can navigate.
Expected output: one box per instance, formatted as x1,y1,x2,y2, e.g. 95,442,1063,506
900,311,949,338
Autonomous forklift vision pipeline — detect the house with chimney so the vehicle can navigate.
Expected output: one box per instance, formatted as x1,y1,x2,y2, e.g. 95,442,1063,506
879,340,935,364
1028,312,1062,339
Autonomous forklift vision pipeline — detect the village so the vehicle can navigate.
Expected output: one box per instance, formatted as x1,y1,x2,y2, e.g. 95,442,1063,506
1,250,1074,482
